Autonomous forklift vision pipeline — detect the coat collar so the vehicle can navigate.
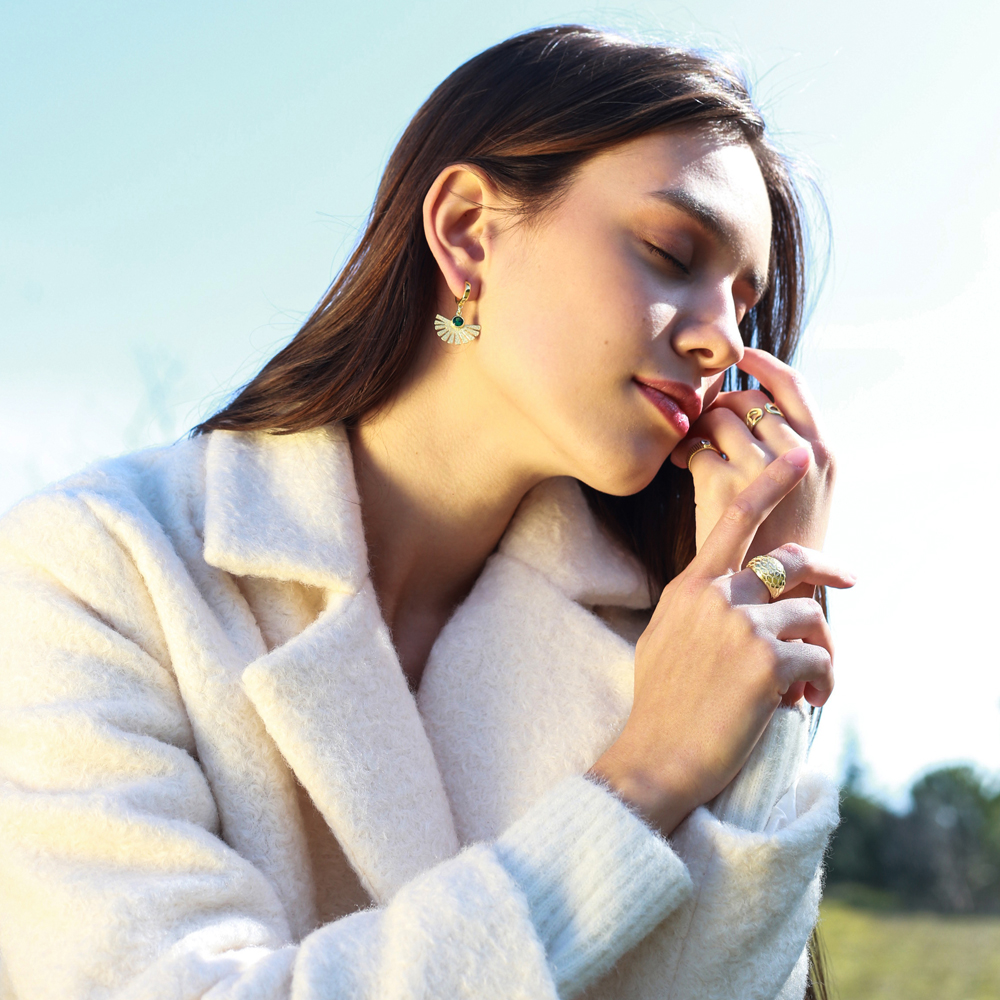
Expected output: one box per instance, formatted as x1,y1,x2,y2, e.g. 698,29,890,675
202,425,650,609
200,426,650,903
202,425,367,594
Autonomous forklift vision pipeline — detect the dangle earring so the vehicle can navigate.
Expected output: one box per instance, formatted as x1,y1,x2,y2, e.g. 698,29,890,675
434,281,481,345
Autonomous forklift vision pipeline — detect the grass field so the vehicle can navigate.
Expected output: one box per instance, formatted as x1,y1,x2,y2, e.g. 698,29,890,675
819,898,1000,999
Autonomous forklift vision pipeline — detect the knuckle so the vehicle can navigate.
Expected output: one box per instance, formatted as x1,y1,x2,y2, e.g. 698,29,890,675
681,575,708,605
823,451,838,485
765,646,788,685
784,368,807,395
708,582,738,619
764,462,789,486
724,495,755,526
635,628,649,655
812,655,834,689
745,615,776,654
698,408,724,430
811,437,836,472
791,596,823,626
777,541,805,563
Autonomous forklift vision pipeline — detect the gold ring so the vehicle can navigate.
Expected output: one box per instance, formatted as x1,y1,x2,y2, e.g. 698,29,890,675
745,554,787,600
745,407,764,430
765,402,784,417
686,439,728,471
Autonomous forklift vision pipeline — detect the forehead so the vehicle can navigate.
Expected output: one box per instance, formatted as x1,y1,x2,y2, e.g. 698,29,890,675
574,130,773,270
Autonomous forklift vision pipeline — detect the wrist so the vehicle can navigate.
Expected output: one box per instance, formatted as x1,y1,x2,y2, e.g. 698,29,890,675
588,732,700,838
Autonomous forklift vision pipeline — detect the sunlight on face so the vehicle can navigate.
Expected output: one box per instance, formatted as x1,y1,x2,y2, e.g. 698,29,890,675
475,129,773,495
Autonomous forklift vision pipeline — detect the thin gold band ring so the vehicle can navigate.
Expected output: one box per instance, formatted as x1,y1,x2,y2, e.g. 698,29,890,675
686,439,728,471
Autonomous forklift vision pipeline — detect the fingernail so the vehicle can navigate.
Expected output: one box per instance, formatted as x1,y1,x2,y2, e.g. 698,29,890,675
783,446,811,469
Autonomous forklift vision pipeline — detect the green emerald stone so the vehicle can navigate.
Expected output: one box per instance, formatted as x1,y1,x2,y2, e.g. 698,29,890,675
452,316,464,327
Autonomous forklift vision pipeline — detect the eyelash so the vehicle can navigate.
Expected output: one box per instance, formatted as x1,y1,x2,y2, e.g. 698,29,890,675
645,242,691,275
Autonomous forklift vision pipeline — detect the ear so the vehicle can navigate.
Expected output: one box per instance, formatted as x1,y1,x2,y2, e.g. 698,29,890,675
422,165,500,306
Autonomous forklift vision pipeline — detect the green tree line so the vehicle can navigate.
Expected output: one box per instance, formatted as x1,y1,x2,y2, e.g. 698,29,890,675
826,764,1000,913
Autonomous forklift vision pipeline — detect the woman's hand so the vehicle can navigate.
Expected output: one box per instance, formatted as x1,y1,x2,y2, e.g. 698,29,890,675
588,449,855,838
670,348,836,594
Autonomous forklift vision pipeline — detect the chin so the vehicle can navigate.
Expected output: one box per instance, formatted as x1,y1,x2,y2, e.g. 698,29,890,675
574,442,668,497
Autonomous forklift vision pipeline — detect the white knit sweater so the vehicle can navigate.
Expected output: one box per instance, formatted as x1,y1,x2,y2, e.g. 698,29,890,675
0,425,838,1000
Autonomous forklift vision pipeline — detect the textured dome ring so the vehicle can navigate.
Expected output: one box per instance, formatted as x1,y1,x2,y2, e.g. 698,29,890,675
745,554,787,600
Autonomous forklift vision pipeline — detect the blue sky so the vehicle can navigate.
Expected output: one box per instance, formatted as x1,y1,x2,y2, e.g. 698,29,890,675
3,0,998,802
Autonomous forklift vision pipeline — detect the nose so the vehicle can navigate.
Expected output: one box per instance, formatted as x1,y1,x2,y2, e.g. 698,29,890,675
669,282,745,377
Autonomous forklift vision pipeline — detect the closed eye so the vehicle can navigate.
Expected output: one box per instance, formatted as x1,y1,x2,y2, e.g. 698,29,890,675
645,241,691,275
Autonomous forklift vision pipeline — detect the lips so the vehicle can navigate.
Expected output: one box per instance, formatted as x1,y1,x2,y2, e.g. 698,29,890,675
634,378,703,436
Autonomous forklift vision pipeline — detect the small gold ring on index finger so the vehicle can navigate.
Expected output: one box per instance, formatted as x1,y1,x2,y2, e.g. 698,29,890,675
765,402,784,417
745,407,764,430
745,554,787,600
686,439,728,471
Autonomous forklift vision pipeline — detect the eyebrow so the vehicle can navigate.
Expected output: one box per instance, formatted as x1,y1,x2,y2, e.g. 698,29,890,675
650,187,770,298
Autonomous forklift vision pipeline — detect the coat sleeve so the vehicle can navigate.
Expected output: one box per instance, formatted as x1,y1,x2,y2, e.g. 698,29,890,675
575,707,837,1000
0,493,692,1000
663,705,839,1000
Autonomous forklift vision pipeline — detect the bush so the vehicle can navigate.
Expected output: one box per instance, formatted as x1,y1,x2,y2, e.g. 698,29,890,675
826,765,1000,913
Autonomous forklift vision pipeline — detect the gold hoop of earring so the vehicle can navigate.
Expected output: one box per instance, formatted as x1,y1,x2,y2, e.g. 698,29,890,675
434,282,482,345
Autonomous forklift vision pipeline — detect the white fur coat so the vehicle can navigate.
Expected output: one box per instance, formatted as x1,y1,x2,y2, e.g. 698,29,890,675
0,426,838,1000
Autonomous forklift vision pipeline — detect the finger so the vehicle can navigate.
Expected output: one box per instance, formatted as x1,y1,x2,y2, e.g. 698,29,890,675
696,407,770,468
780,681,807,707
736,348,821,436
695,448,812,577
750,408,801,456
774,640,834,707
708,389,802,456
707,388,772,422
771,597,835,656
732,543,856,605
670,436,729,471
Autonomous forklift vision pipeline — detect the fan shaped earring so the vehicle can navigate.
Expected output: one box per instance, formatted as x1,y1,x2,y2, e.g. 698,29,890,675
434,281,481,345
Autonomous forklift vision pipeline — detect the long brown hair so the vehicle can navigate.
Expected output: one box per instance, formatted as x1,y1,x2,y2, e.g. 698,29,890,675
195,26,828,997
196,25,811,589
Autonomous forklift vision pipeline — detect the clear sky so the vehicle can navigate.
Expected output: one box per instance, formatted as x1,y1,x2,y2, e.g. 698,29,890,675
3,0,998,803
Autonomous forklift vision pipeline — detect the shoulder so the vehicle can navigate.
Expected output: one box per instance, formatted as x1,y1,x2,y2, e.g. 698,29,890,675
0,424,366,603
0,435,210,558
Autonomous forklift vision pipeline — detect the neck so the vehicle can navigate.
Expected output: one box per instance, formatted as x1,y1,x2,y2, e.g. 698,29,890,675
347,347,552,689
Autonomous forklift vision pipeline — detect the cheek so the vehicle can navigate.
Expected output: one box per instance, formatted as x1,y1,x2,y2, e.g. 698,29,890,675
648,301,675,345
482,232,647,391
474,224,675,490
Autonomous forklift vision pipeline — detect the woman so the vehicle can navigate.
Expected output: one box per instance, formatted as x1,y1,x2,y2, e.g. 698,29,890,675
0,25,852,1000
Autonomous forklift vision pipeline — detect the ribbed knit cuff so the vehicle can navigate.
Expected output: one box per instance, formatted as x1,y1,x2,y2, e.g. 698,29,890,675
710,703,810,833
493,775,692,1000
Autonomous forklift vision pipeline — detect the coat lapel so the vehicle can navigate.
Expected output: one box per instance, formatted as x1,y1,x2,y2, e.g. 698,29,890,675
418,478,653,845
203,428,459,905
202,429,654,897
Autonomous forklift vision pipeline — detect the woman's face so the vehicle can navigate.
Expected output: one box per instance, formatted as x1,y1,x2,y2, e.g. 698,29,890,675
468,129,773,496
